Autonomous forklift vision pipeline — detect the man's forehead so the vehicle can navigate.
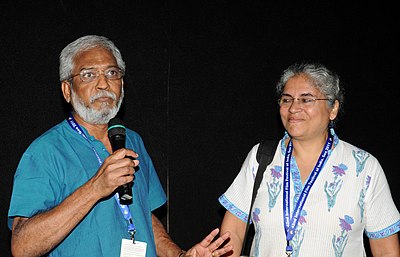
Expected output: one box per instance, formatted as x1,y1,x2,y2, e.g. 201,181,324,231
74,47,117,70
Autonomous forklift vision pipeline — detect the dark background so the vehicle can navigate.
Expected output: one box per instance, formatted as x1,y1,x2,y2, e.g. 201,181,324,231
1,1,398,256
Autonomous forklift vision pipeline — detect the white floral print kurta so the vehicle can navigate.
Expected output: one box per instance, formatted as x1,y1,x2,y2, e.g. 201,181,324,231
219,131,400,257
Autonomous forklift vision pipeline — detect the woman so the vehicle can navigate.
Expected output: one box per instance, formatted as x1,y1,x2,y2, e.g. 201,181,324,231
218,62,400,257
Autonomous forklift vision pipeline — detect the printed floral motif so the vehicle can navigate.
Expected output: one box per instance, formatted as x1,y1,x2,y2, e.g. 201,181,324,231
253,207,261,223
251,166,257,179
352,149,370,177
290,209,307,257
291,227,305,257
298,209,307,225
324,164,348,211
332,215,354,257
289,160,306,257
358,176,371,222
267,165,282,212
253,208,261,257
291,161,302,195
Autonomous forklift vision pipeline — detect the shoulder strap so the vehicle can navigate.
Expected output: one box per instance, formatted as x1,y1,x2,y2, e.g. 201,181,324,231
240,139,279,256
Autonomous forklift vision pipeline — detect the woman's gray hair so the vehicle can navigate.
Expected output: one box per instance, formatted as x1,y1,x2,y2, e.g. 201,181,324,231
59,35,126,81
276,62,344,125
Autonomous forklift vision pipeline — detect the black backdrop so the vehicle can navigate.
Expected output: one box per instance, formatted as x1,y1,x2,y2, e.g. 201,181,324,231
1,1,398,256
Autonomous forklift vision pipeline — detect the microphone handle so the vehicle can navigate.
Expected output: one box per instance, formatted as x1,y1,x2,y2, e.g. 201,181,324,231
110,135,133,205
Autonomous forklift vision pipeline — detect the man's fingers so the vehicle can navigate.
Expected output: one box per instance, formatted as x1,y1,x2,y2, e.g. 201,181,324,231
200,228,220,246
204,229,231,252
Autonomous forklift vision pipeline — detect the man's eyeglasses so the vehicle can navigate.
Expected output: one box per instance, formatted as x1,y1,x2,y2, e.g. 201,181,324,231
278,96,332,107
69,67,124,83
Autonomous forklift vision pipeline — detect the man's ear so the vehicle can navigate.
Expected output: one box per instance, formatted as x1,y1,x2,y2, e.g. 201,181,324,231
61,81,71,103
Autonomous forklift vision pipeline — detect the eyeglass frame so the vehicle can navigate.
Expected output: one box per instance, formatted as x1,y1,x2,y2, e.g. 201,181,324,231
278,95,332,107
68,67,125,83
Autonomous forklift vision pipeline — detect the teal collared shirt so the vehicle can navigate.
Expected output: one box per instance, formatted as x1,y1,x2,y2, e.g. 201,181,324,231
8,119,166,257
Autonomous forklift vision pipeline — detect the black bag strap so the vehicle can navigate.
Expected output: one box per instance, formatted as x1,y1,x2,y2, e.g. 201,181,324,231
240,139,279,256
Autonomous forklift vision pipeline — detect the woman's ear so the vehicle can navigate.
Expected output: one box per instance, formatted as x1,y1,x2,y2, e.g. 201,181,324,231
330,100,340,120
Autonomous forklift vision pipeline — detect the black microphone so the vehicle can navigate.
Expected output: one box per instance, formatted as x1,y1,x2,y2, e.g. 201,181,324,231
108,117,133,205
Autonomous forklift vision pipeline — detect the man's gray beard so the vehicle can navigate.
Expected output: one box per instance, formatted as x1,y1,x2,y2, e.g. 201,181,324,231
70,88,124,125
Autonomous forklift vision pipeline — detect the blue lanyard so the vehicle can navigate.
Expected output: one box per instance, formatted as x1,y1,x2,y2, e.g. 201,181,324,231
66,114,136,240
283,133,333,255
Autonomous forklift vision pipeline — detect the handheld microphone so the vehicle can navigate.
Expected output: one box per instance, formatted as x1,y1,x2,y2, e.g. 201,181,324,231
108,117,133,205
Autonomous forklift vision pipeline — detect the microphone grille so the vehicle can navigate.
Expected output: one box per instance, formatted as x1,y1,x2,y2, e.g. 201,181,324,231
108,117,126,137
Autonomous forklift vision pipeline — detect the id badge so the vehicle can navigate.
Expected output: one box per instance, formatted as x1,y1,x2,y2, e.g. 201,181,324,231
120,239,147,257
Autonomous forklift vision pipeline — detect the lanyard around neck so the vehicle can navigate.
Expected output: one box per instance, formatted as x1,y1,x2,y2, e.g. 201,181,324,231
283,133,333,255
66,113,136,239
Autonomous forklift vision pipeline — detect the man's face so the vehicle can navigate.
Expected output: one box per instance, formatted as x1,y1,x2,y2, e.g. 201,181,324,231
63,46,124,124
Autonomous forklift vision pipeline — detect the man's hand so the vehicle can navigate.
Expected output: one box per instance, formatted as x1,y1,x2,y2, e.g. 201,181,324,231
90,148,139,199
184,228,233,257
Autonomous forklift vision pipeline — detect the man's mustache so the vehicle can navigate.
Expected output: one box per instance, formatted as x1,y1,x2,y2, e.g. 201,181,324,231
90,91,117,104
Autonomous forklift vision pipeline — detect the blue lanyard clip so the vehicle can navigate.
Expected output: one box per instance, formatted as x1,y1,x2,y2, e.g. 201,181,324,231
285,241,293,256
129,229,136,243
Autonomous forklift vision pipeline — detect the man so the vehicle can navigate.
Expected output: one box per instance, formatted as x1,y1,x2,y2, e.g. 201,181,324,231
8,35,232,257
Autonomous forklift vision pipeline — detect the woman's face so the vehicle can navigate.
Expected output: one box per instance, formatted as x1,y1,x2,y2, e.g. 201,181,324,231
279,74,338,141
